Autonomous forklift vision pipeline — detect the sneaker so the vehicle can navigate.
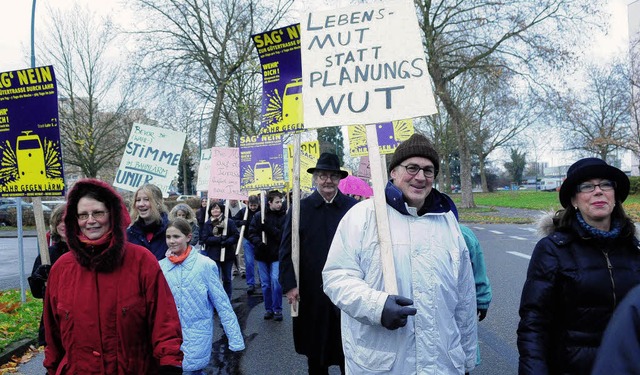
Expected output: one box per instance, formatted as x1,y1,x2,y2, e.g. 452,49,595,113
264,311,274,320
233,269,239,276
247,285,255,295
241,272,246,279
273,312,283,321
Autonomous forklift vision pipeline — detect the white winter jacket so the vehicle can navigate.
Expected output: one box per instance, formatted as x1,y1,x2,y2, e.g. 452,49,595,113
323,185,477,374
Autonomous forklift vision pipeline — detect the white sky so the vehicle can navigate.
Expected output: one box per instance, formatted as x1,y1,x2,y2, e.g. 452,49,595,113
1,0,633,168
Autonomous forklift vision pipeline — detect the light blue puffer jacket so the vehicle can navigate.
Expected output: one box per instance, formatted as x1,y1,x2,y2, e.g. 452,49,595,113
160,249,245,371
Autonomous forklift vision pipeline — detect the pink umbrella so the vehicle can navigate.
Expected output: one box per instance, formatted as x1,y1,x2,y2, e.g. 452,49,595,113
339,175,373,198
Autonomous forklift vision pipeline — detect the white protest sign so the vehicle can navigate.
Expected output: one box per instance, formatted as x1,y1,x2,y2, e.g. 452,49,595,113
196,148,212,192
208,147,248,200
301,1,438,128
114,123,186,196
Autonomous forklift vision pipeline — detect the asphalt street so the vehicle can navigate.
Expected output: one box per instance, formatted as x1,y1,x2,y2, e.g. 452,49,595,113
2,224,541,374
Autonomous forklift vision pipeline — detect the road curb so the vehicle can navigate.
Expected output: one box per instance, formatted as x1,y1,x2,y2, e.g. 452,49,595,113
0,338,37,366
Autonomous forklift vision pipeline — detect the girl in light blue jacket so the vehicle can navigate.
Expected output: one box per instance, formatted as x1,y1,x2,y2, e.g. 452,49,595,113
160,218,244,374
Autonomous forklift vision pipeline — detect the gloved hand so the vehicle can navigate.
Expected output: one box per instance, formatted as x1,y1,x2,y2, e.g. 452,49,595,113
237,220,248,227
381,295,417,330
33,264,51,281
158,365,182,375
220,235,228,243
478,308,488,322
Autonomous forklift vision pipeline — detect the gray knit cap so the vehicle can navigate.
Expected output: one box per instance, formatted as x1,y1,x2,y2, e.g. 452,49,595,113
388,133,440,175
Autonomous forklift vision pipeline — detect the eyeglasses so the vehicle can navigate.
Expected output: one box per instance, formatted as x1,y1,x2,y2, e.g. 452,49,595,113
77,211,109,221
576,180,616,193
399,164,436,178
317,173,342,182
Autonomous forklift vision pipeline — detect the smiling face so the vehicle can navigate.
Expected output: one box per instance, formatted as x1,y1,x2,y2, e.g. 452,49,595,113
571,178,616,230
135,190,154,224
77,197,110,240
390,156,434,209
166,226,191,255
210,205,222,218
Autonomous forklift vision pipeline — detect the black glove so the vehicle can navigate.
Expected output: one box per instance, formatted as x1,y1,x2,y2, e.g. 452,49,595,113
237,220,248,227
33,264,51,281
478,308,488,322
381,295,417,330
158,365,182,375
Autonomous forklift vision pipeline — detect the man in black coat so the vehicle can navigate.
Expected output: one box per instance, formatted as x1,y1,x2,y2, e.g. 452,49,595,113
279,152,357,374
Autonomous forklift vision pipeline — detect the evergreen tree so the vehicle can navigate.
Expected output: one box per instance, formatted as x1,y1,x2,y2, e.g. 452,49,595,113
317,127,345,165
177,143,196,194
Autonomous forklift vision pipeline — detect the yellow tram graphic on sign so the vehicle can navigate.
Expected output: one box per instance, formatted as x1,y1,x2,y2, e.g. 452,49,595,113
281,78,303,127
0,130,65,195
16,131,47,185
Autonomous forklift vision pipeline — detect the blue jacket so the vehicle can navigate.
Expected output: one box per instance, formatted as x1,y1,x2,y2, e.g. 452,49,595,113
127,213,170,260
459,225,492,311
160,249,244,371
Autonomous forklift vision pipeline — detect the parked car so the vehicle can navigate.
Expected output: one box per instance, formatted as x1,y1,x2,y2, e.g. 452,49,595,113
0,201,52,226
176,195,199,202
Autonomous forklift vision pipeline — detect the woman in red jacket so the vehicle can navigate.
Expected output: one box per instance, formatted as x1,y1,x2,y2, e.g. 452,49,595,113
43,179,183,374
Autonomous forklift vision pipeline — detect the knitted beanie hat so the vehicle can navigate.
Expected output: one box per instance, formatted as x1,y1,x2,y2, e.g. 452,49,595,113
388,133,440,175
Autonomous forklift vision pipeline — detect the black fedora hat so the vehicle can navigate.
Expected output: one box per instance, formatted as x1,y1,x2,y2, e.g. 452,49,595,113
559,157,630,208
307,152,348,178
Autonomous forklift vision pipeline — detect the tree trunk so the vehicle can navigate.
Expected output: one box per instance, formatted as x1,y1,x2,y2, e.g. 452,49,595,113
479,154,489,192
206,82,228,148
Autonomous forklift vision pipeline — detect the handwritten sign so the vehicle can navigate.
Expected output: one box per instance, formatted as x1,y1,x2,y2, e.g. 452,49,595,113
196,148,212,192
0,66,65,197
301,2,437,128
113,123,186,196
208,147,247,200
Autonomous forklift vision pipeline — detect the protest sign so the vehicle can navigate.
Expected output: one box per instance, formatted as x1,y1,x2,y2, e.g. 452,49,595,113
348,119,414,156
301,2,437,128
286,141,319,193
0,66,65,197
253,24,304,135
196,148,212,192
239,133,285,191
208,147,247,200
114,123,186,195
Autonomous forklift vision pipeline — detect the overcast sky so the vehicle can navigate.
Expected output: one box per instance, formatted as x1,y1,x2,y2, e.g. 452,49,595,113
1,0,634,168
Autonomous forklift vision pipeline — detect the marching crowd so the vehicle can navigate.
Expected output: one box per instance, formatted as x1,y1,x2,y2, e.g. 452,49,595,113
24,132,640,374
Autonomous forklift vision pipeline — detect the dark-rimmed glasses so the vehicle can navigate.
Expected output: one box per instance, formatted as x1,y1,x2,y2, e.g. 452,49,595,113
576,180,615,193
399,164,436,178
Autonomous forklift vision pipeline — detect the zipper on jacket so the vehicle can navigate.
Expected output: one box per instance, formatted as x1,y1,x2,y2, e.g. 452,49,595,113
602,251,617,307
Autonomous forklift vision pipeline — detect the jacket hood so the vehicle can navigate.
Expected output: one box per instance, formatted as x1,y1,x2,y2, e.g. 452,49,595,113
536,211,558,237
64,178,129,272
384,180,454,216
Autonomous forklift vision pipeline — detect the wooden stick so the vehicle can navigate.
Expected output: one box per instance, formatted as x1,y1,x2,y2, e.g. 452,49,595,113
366,125,398,294
235,207,249,255
291,133,301,317
260,190,266,244
220,204,229,262
32,197,50,265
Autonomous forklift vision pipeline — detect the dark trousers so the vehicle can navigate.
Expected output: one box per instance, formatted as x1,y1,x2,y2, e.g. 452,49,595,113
214,260,234,300
307,357,345,375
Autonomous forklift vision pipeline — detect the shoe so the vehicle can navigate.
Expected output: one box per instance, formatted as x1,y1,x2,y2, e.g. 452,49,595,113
233,269,239,276
241,272,246,279
273,312,283,321
247,285,255,295
264,311,274,320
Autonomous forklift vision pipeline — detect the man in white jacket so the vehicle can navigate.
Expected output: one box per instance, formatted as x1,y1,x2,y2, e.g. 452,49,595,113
323,133,477,374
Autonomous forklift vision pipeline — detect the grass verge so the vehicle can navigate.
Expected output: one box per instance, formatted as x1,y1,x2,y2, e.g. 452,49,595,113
0,290,42,353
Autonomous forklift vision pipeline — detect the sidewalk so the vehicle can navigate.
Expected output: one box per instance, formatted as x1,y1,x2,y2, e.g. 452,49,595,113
0,230,36,238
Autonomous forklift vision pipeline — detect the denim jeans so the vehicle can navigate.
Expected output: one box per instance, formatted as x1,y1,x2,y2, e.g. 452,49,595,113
258,260,282,313
243,238,257,287
214,259,234,300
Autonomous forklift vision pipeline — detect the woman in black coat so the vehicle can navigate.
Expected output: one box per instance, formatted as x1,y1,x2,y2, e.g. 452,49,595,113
517,158,640,374
202,201,239,300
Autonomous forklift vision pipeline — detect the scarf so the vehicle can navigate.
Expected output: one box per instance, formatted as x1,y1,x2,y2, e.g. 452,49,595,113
78,230,113,248
167,245,192,264
576,211,622,239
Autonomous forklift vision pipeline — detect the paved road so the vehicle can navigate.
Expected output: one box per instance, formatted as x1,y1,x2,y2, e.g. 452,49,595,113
5,223,542,374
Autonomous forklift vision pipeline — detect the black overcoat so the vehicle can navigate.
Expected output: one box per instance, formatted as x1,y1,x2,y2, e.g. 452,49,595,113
279,190,357,364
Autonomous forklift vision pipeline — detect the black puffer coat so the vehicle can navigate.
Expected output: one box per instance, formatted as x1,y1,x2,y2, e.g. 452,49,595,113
517,215,640,374
248,206,286,262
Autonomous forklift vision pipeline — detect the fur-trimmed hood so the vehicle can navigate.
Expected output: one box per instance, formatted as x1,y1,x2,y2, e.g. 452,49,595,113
536,210,559,237
64,179,130,272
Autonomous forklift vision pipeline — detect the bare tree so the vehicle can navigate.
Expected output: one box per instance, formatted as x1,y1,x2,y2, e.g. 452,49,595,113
37,4,141,179
130,0,293,148
626,35,640,165
416,0,605,207
551,62,630,161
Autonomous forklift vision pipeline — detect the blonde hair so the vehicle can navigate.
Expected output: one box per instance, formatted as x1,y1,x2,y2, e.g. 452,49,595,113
49,203,67,242
130,183,167,223
169,203,196,224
